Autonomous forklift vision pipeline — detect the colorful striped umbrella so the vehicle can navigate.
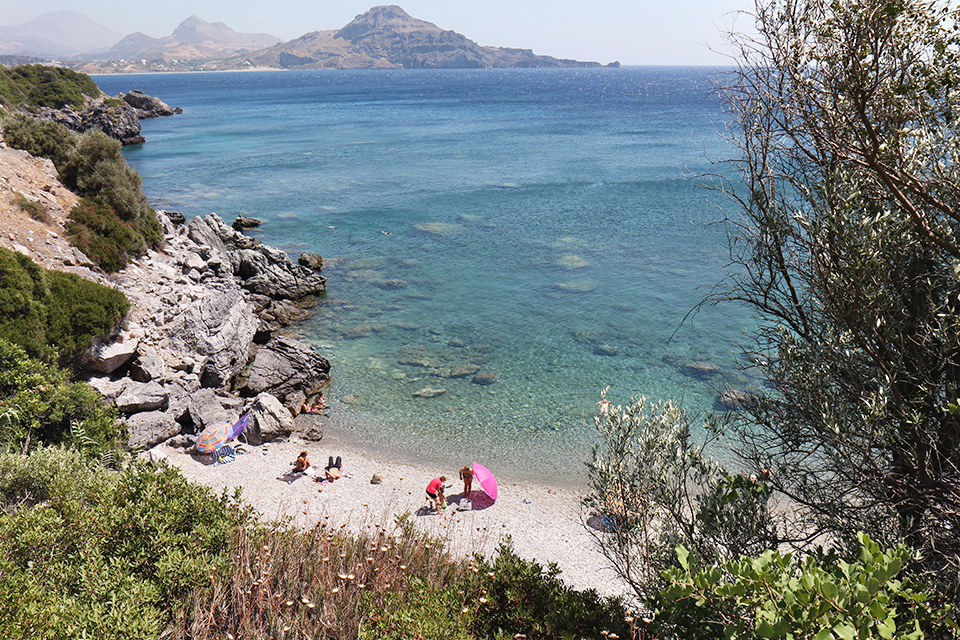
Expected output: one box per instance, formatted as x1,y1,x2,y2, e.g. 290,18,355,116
227,412,250,440
472,462,498,501
197,421,231,453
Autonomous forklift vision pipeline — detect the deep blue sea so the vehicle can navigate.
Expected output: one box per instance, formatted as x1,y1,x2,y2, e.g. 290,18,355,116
94,68,758,483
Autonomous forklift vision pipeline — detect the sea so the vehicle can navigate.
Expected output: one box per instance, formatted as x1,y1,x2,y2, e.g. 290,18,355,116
94,67,759,485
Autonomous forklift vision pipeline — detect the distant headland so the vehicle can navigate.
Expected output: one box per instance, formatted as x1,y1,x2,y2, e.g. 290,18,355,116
0,5,620,74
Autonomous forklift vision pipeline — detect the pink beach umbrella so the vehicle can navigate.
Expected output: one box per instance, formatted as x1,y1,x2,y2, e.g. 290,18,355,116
197,421,231,454
472,462,498,501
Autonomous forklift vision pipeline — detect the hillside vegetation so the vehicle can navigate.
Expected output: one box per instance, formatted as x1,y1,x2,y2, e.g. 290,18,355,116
2,109,162,271
0,64,99,110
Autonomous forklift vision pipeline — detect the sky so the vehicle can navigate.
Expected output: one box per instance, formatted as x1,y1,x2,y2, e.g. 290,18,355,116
1,0,756,66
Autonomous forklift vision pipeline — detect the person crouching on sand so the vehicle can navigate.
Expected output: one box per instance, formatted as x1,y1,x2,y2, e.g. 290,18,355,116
459,465,474,498
426,476,446,512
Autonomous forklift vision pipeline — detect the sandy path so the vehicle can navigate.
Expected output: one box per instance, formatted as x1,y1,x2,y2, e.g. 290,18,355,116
159,435,629,599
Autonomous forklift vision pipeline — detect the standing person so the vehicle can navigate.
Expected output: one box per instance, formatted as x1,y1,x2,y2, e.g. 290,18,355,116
459,465,474,498
425,475,447,512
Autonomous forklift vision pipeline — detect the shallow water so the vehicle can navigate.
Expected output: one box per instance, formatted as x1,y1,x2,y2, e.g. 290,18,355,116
97,67,758,483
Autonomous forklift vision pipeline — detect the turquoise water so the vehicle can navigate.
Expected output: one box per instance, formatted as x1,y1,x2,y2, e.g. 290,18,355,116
95,68,757,482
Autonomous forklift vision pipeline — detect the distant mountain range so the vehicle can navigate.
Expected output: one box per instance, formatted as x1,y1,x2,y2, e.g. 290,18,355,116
0,5,615,70
0,11,122,59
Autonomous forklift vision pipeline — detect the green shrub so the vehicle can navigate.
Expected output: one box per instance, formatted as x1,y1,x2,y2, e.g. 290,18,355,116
0,247,129,360
0,64,99,110
0,340,124,454
465,538,631,639
656,533,958,640
1,114,73,170
66,197,145,272
0,448,248,640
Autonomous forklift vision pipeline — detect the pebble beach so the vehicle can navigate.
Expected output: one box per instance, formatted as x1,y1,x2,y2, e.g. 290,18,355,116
160,426,631,600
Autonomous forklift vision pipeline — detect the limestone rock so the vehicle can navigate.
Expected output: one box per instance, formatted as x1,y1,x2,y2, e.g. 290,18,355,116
242,335,331,413
127,410,180,449
186,388,233,431
115,380,169,413
681,361,722,380
121,90,175,118
472,372,498,385
170,288,257,389
371,472,384,484
187,214,326,299
87,376,130,401
298,252,323,270
246,392,294,445
715,389,757,411
232,215,262,230
83,333,140,374
413,387,446,398
130,344,167,382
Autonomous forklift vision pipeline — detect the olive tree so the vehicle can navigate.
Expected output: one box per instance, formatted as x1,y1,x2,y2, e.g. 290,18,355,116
713,0,960,598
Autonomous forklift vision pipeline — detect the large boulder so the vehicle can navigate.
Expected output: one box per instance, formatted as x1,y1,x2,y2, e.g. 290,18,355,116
245,392,294,445
185,388,234,431
129,344,167,382
82,331,140,374
169,287,258,389
115,380,169,413
121,90,175,118
242,336,331,412
80,99,145,145
127,410,180,449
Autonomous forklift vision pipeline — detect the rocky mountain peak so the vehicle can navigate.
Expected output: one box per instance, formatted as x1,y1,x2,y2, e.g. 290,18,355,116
335,5,435,41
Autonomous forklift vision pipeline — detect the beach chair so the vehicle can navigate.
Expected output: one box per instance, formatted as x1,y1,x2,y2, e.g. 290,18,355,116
215,445,236,466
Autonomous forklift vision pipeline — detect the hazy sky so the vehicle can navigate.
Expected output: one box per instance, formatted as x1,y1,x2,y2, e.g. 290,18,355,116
2,1,756,65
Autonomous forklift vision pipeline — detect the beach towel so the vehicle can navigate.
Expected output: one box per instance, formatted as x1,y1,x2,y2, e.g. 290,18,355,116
215,445,236,466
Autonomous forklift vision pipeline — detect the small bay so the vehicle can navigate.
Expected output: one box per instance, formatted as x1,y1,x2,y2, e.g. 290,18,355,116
95,67,757,483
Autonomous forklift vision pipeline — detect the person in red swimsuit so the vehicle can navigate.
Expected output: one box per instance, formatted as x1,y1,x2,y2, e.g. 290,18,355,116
425,475,447,512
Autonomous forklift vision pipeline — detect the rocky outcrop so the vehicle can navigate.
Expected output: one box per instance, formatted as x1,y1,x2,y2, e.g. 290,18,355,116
242,335,331,413
244,392,296,445
72,210,332,452
31,90,177,145
34,97,145,145
187,213,327,299
121,90,175,118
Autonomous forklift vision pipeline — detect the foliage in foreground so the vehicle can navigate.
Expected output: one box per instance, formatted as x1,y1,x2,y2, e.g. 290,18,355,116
0,340,124,455
0,64,100,110
2,115,162,271
0,248,129,361
0,447,249,640
0,447,631,640
584,392,777,603
656,533,957,640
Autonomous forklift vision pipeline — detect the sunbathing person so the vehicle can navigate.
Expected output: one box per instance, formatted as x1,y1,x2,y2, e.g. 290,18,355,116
294,451,311,473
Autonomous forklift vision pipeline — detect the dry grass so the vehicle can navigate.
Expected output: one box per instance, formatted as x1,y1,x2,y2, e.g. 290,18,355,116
171,508,486,640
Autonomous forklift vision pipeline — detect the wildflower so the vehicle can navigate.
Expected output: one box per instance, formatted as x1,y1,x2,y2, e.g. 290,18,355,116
479,597,488,604
347,574,355,580
367,556,374,562
487,572,495,578
331,587,340,593
338,573,348,580
399,565,407,570
301,596,310,604
462,607,470,614
285,600,294,607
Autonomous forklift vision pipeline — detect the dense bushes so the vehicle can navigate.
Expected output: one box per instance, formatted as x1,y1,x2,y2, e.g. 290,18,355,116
0,340,124,455
2,115,162,271
0,64,99,110
0,448,248,640
0,247,129,361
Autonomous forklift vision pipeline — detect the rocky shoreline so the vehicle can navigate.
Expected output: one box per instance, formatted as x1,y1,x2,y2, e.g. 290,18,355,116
82,210,335,456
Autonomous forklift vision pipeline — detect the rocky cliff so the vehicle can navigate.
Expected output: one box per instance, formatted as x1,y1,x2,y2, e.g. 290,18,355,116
0,140,332,454
31,90,177,146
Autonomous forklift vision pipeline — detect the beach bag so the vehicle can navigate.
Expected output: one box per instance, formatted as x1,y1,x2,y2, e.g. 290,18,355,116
459,498,472,511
